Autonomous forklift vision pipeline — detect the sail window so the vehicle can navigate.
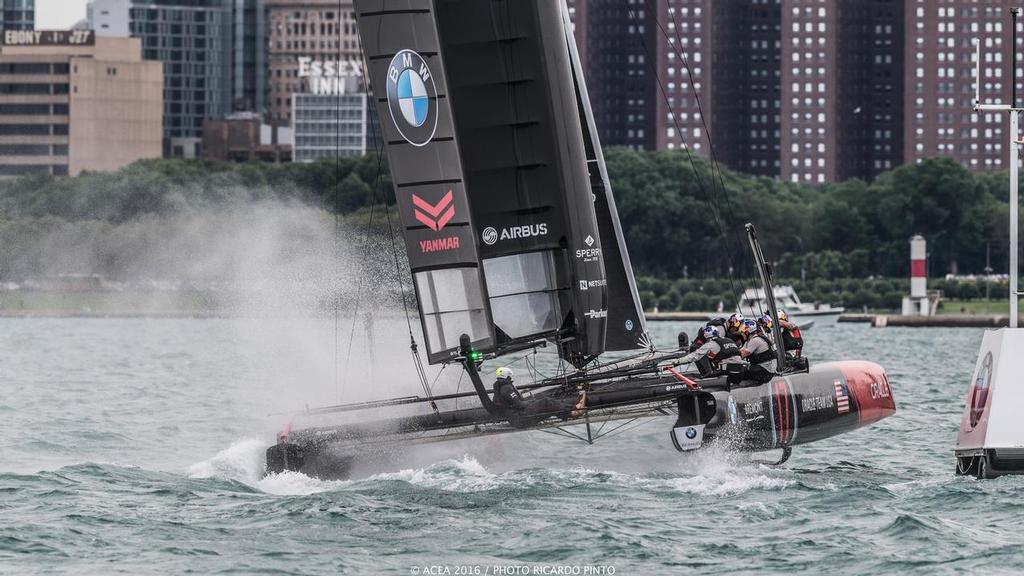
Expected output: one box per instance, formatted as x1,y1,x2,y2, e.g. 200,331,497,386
483,251,562,340
415,268,491,356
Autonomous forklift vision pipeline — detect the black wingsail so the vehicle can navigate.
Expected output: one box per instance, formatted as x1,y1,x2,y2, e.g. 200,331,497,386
355,1,494,364
355,0,612,368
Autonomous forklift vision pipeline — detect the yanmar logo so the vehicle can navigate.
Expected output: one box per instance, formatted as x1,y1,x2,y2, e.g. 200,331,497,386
481,223,548,245
412,190,454,232
419,236,459,253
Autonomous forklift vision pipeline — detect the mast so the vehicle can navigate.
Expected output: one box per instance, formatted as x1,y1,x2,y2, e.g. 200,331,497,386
974,16,1020,328
745,223,788,370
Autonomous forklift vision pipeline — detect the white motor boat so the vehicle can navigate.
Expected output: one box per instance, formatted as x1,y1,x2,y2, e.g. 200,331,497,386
738,285,844,328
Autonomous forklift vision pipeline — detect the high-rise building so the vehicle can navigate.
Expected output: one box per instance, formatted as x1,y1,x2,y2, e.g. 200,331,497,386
0,33,163,177
88,0,265,157
572,0,911,183
264,0,362,126
572,0,658,151
0,0,33,33
904,2,1016,171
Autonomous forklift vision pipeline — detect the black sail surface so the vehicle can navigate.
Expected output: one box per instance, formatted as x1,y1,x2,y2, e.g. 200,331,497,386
355,0,494,364
355,0,609,367
562,3,649,351
434,0,608,367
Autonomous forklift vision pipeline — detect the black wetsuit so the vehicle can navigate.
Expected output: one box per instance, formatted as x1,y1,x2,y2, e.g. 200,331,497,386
492,378,576,428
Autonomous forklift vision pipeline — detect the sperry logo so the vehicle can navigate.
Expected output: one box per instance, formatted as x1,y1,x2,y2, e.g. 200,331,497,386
412,190,455,232
585,235,595,247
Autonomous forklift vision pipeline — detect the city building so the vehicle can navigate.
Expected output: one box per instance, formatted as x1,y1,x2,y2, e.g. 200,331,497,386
292,86,377,162
571,0,911,183
202,111,291,162
0,32,163,177
570,0,658,151
87,0,265,157
0,0,33,33
904,2,1016,171
264,0,362,126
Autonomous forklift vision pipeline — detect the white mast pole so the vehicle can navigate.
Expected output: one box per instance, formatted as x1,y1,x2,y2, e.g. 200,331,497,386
1011,109,1019,328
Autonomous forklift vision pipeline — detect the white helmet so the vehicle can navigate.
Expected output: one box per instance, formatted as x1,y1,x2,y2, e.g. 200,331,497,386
496,366,514,380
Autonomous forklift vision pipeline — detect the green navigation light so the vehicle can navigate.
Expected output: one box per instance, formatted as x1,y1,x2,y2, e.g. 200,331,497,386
468,350,483,362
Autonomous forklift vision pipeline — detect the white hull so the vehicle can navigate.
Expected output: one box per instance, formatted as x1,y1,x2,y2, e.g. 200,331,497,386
788,309,843,328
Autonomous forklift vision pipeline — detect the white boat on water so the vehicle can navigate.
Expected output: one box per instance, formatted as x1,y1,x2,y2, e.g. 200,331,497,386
738,285,844,328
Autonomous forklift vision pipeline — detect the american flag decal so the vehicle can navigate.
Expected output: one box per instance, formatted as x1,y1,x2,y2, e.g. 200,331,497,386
834,379,850,414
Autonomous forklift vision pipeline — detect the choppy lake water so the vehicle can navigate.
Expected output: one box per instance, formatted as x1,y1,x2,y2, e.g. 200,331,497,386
0,318,1017,574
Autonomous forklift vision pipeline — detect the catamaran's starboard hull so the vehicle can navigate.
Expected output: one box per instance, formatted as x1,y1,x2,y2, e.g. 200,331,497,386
265,361,895,479
704,360,895,450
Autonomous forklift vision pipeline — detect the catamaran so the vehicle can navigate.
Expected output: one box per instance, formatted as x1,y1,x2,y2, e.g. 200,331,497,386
265,0,896,479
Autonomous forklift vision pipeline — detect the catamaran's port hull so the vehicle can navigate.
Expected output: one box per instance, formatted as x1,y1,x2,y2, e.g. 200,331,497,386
266,361,895,480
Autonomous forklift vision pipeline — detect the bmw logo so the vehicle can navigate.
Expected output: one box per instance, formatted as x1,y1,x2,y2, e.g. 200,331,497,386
482,227,498,245
386,49,438,147
685,427,698,440
625,319,634,331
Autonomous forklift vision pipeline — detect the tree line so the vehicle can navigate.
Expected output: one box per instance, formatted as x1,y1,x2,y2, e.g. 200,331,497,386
0,150,1013,284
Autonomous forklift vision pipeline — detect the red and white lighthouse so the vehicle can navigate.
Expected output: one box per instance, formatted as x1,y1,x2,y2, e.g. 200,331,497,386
902,235,930,316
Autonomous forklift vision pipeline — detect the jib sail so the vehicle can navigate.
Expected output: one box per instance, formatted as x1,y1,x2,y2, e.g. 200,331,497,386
356,0,618,367
432,0,607,367
562,2,649,351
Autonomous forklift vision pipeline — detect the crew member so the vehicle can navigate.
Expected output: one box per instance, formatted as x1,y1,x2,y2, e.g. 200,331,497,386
687,318,727,352
725,313,745,346
757,313,775,344
739,319,777,383
777,310,804,358
678,325,744,377
492,367,587,427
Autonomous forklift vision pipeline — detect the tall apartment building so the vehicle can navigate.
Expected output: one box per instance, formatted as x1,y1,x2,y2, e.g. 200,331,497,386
264,0,362,125
904,2,1016,171
573,0,908,183
0,0,33,33
88,0,264,157
0,33,163,177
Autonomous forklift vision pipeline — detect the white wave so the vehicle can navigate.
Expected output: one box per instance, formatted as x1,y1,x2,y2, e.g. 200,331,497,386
366,455,501,491
187,438,268,485
256,470,352,496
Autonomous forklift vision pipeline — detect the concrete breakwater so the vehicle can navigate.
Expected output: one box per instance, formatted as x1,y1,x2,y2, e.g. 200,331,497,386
646,311,1018,328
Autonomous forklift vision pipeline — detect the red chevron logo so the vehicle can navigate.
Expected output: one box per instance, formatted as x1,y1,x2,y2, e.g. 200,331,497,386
412,190,455,232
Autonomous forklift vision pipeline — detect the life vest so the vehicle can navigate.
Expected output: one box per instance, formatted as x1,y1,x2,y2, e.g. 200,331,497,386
492,378,523,412
782,327,804,351
708,337,741,367
746,334,777,366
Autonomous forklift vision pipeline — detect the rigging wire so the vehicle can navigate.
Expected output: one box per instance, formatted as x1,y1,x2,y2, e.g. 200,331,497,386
623,7,742,313
659,10,765,316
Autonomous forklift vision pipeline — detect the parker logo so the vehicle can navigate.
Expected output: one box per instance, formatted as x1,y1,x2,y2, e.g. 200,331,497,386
584,309,608,319
481,223,548,246
412,190,455,232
